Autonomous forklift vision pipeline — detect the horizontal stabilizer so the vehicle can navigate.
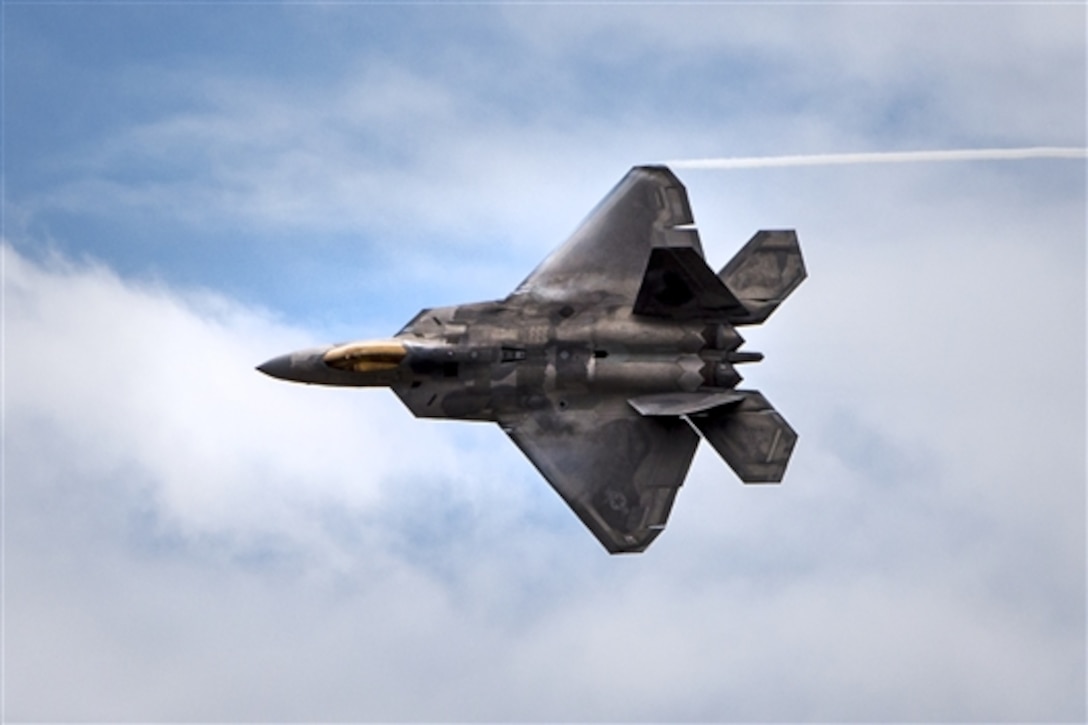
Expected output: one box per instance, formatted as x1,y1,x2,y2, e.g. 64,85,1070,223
629,390,744,416
634,246,748,320
689,390,797,483
718,230,806,325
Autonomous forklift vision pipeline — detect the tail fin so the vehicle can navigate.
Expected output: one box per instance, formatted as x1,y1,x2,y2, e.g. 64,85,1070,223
633,246,748,320
688,390,797,483
718,230,806,325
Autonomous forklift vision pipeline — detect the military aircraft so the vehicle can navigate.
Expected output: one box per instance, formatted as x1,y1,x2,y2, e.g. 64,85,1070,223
258,166,805,553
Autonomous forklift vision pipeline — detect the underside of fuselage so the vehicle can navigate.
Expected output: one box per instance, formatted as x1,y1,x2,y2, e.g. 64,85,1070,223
387,302,755,424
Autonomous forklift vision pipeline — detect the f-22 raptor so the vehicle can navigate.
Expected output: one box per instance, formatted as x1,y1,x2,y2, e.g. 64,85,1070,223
258,166,805,553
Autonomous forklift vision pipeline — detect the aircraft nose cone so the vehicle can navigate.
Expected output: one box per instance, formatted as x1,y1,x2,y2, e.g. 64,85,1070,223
256,346,344,385
256,353,297,381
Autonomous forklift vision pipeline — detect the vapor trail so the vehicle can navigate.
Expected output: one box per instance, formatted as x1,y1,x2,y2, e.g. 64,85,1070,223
666,147,1088,170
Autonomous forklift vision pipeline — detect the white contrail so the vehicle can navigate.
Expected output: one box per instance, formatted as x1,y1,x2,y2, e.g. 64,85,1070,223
665,147,1088,170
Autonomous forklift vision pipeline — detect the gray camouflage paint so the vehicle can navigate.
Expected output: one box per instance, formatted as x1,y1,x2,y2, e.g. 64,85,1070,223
258,166,805,553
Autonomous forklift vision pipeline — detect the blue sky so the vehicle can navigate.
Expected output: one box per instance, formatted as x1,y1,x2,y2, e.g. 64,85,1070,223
4,3,1086,721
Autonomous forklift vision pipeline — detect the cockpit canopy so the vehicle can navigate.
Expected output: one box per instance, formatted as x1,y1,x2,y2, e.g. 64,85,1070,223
323,340,407,373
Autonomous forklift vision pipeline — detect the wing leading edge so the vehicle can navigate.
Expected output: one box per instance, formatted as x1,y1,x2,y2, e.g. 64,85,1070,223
508,166,703,307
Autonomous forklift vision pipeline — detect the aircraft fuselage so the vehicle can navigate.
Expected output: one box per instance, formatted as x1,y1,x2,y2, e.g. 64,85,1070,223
258,301,756,423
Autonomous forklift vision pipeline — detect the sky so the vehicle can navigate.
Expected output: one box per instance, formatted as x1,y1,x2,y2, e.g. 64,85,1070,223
3,2,1086,722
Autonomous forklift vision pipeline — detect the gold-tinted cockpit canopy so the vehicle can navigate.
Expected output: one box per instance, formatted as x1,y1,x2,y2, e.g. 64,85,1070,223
323,339,408,373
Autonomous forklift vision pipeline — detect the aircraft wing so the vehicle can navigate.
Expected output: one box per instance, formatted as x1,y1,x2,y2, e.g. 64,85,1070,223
500,399,699,553
508,166,703,306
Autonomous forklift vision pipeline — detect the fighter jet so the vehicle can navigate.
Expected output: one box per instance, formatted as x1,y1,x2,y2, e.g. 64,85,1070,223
258,166,805,553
